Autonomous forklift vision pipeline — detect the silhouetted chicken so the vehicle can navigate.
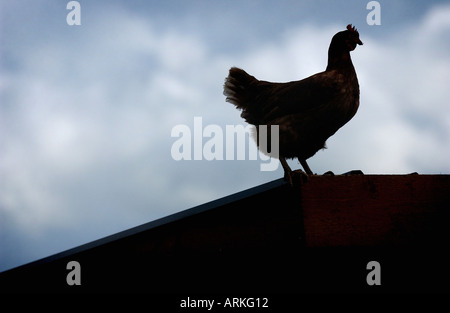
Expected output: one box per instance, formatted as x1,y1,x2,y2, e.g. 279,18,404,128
224,25,363,184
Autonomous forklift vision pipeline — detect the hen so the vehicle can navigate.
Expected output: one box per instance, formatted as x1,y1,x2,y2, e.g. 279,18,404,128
224,24,363,184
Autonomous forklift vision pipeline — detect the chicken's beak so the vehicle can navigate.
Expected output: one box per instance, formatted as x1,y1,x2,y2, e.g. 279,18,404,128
357,39,363,45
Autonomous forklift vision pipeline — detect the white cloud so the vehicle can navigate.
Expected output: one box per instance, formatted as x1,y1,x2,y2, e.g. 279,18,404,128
354,4,450,173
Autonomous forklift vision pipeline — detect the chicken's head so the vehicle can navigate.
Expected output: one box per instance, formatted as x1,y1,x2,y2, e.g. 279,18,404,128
344,24,363,51
329,24,363,54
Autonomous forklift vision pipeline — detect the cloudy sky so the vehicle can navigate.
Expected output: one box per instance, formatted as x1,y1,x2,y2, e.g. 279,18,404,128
1,0,449,272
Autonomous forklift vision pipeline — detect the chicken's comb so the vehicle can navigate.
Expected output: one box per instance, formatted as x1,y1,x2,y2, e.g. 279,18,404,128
347,24,359,35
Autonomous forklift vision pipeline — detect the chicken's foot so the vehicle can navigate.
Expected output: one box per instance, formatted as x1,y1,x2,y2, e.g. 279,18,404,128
280,157,308,186
299,159,313,175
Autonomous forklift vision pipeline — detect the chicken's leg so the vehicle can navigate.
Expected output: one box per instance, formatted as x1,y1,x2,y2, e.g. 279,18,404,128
299,158,313,175
280,157,293,185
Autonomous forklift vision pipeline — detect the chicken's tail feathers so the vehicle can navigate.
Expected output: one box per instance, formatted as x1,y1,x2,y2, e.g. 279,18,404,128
223,67,257,110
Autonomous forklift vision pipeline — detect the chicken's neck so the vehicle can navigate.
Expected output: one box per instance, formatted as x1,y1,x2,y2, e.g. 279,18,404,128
326,50,354,72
